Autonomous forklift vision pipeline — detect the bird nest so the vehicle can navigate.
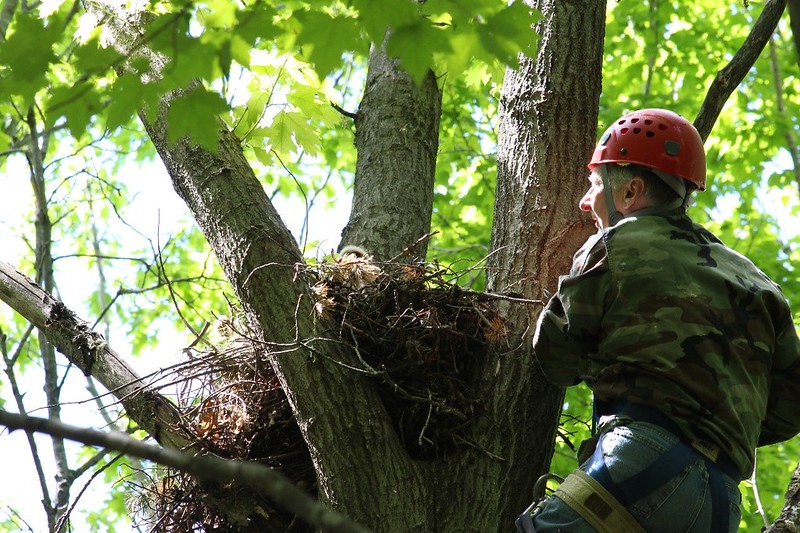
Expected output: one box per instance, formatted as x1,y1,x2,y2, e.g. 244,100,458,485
311,249,509,457
133,249,510,531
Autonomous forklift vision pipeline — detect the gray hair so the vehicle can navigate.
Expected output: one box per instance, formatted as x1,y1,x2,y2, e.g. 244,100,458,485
604,164,688,208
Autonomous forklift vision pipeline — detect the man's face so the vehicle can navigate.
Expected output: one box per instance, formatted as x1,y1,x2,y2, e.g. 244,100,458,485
579,170,611,230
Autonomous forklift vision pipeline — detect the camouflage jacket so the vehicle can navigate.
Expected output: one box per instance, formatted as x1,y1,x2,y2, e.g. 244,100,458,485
533,212,800,478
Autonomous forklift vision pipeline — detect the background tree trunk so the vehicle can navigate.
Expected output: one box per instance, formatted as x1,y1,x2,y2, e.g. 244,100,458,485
340,44,442,261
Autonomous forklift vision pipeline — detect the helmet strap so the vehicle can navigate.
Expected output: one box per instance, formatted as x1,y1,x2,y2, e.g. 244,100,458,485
653,170,688,205
599,165,624,227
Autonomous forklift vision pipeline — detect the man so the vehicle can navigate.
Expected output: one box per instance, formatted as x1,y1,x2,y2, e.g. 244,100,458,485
518,109,800,532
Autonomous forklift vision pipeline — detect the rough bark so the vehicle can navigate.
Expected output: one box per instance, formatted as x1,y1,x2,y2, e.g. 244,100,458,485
766,462,800,532
340,44,442,261
475,0,605,524
93,7,437,528
136,102,431,529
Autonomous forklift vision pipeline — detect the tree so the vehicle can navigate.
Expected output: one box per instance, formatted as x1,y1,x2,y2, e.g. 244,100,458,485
0,0,798,531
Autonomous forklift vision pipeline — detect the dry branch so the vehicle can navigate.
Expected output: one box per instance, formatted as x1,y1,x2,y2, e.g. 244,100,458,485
0,409,370,533
0,260,190,450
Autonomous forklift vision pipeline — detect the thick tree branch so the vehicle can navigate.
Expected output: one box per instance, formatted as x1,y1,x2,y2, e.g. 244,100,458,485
474,0,605,526
0,260,191,451
340,43,442,261
694,0,788,140
0,409,370,533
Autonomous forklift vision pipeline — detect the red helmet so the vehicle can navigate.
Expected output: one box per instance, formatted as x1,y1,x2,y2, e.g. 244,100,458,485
589,108,706,191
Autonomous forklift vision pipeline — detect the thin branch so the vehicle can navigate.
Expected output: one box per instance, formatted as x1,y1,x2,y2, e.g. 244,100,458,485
0,328,54,518
55,452,122,533
694,0,788,140
0,260,192,451
767,35,800,195
0,506,34,533
331,101,358,120
0,410,372,533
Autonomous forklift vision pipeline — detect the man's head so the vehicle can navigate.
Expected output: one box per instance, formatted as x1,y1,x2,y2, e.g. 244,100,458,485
580,164,684,229
584,108,707,229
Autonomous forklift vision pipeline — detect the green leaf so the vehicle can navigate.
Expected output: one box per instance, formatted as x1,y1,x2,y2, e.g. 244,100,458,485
387,20,450,84
478,1,540,68
350,0,420,45
0,12,59,104
166,87,229,151
229,34,253,68
235,3,279,44
199,0,238,29
106,75,150,131
47,83,104,136
264,110,315,157
72,38,120,74
293,10,366,80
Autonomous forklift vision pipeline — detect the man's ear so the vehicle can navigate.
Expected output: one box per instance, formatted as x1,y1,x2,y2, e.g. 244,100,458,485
622,177,646,207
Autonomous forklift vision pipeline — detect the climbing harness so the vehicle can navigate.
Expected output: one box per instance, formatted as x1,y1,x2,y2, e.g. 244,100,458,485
515,468,644,533
516,403,741,532
591,403,738,532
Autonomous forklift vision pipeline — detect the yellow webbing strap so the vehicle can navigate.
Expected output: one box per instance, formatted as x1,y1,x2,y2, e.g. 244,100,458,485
553,469,646,533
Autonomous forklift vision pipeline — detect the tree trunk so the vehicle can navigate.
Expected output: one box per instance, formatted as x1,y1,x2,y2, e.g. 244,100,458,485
340,43,442,261
475,0,605,524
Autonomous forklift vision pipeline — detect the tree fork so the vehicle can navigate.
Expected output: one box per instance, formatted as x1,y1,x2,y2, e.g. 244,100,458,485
94,3,433,528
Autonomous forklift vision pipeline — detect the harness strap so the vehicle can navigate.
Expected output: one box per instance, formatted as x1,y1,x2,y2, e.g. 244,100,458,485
706,458,729,532
608,403,741,480
588,402,736,532
554,470,646,533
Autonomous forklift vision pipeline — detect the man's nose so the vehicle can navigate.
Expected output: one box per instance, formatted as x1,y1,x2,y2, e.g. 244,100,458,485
578,191,591,211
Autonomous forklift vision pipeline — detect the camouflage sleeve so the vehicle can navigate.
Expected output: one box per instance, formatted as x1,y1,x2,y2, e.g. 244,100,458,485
758,315,800,446
533,232,610,387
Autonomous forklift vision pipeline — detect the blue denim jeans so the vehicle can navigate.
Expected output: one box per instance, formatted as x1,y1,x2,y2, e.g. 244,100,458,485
532,419,742,532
